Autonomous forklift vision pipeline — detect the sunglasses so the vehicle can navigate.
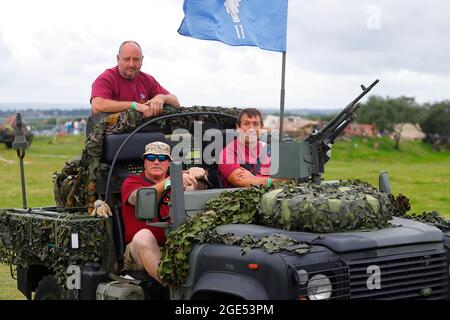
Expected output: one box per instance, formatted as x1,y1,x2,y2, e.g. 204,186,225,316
145,154,170,162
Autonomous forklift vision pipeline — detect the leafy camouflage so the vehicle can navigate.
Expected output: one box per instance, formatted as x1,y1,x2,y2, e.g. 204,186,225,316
390,194,450,230
0,209,114,291
53,157,83,208
158,179,395,287
403,211,450,231
53,106,241,212
158,179,450,288
158,185,269,287
258,180,393,233
389,193,411,216
195,231,310,255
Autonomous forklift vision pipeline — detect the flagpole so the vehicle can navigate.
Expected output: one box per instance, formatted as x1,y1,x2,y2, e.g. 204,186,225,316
279,51,286,135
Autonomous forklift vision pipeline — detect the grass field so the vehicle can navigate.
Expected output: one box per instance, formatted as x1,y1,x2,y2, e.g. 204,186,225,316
324,137,450,215
0,135,449,299
0,135,85,300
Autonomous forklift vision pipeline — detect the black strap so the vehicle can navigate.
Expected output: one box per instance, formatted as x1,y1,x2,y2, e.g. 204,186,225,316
240,163,257,175
238,140,270,176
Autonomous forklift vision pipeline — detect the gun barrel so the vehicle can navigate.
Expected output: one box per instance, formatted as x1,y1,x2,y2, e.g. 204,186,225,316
350,79,379,106
307,79,379,142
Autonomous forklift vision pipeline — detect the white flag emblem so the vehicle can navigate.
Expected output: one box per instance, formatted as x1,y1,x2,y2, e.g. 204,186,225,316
224,0,245,39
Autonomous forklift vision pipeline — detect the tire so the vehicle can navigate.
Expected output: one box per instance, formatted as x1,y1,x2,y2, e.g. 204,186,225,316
34,275,62,300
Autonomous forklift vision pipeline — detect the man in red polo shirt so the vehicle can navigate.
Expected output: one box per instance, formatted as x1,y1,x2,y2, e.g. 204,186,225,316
91,40,180,118
121,141,206,284
218,108,282,188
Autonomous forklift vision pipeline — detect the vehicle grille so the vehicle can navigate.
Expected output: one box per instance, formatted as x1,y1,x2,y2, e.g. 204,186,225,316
346,250,449,299
312,265,350,300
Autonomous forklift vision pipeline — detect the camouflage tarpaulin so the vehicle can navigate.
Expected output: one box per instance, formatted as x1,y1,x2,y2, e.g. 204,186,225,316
258,180,393,233
0,209,114,289
53,106,241,213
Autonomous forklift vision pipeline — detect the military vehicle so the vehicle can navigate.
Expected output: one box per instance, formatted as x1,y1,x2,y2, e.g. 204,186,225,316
1,80,450,300
0,115,33,149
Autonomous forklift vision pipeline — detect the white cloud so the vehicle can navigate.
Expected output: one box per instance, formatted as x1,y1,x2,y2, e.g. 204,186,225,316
0,0,449,109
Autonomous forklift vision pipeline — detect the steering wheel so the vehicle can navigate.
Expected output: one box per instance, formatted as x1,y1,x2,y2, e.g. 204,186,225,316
157,187,171,222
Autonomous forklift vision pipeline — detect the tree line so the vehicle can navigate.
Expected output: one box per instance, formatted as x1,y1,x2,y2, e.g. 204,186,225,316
357,96,449,135
354,96,449,150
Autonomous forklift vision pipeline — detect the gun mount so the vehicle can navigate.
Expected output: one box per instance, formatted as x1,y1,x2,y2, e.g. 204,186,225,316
271,79,379,184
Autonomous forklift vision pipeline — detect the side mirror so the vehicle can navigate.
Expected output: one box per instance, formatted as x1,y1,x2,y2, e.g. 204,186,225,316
135,187,158,220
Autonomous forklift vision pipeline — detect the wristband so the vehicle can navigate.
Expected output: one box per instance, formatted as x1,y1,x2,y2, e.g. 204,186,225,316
164,179,171,190
131,101,137,110
267,177,272,188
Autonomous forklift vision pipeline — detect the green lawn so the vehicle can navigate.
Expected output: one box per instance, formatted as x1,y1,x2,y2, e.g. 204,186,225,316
0,135,449,299
0,134,85,208
323,137,450,215
0,135,85,300
0,265,24,300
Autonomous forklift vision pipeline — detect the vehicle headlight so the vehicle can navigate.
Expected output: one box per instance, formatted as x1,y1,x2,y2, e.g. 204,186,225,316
307,274,332,300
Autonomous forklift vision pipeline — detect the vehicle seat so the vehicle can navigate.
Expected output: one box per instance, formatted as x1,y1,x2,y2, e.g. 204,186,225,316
97,131,166,271
202,129,237,189
96,131,166,200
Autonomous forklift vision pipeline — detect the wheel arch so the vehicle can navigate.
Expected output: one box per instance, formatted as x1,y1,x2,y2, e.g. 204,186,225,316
190,272,269,300
17,264,52,300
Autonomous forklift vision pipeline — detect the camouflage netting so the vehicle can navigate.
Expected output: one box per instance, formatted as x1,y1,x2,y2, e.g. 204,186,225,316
160,180,387,286
158,184,296,286
159,180,390,287
258,180,393,233
53,105,241,212
158,179,449,288
0,209,113,289
390,193,450,230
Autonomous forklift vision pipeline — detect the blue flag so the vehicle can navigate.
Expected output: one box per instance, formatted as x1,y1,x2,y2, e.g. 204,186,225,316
178,0,288,52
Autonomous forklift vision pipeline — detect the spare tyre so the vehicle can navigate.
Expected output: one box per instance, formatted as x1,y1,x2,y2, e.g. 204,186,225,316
258,181,393,233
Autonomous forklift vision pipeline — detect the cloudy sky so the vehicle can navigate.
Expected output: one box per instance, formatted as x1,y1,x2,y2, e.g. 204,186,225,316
0,0,449,110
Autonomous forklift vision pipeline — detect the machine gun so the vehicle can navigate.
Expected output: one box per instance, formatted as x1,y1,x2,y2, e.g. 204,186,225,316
306,79,379,183
271,79,379,184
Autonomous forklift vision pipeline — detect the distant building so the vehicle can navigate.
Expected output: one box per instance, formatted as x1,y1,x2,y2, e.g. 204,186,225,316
393,123,426,140
264,115,320,138
344,123,378,137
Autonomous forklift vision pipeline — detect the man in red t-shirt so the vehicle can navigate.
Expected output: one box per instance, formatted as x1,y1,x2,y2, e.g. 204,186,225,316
218,108,283,188
121,141,206,284
91,40,180,118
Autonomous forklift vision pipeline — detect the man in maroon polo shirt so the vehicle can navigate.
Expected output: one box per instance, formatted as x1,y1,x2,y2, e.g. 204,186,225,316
218,108,283,188
91,40,180,118
121,141,206,284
